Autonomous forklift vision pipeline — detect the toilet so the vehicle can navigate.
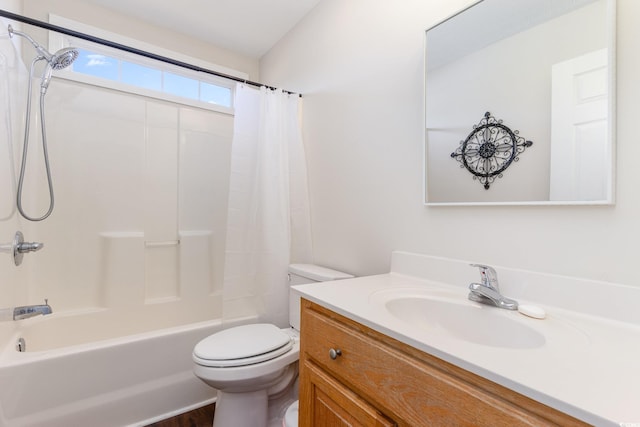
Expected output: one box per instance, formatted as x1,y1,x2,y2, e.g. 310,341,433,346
193,264,353,427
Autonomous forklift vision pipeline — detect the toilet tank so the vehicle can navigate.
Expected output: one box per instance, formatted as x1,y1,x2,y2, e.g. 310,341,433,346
288,264,354,330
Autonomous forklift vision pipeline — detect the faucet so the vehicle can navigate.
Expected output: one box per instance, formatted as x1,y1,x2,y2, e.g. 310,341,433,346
13,299,53,320
468,264,518,310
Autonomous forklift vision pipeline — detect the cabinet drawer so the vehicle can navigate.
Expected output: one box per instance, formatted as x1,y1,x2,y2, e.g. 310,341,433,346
300,300,589,427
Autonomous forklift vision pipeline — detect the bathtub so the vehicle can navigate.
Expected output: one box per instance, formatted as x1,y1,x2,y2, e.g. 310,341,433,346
0,310,253,427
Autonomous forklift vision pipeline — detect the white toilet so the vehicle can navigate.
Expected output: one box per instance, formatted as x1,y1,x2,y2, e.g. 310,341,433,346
193,264,353,427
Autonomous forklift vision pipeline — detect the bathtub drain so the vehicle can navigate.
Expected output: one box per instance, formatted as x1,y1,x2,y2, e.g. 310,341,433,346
16,337,26,352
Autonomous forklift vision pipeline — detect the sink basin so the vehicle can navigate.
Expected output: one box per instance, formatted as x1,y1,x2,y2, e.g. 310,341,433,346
382,294,546,349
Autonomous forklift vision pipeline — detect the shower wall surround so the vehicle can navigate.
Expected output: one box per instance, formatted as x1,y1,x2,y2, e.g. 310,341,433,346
0,62,233,334
0,19,29,335
46,78,231,312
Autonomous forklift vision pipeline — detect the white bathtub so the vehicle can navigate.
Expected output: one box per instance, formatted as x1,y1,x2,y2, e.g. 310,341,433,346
0,311,252,427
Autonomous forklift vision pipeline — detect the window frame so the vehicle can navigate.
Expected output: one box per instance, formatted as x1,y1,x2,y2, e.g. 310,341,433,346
48,15,243,115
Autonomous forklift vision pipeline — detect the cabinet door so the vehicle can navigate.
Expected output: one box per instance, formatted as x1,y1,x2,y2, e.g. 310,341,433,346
300,360,396,427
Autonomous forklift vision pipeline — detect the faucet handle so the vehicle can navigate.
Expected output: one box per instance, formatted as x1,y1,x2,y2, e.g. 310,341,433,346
10,231,44,266
470,264,499,291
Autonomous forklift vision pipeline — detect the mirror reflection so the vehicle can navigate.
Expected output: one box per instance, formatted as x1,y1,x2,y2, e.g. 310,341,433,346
424,0,615,205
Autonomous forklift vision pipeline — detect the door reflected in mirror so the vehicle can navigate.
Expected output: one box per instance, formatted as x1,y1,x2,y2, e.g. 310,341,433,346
424,0,615,205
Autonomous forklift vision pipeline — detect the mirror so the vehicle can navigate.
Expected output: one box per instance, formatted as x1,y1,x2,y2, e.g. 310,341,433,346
424,0,615,205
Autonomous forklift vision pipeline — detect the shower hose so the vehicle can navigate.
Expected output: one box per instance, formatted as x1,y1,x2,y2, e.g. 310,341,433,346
16,56,55,222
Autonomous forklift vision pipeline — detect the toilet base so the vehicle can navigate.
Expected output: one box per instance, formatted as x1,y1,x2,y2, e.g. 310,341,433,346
214,389,268,427
267,375,299,427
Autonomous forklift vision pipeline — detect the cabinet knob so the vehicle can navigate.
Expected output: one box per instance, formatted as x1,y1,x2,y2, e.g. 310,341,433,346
329,348,342,360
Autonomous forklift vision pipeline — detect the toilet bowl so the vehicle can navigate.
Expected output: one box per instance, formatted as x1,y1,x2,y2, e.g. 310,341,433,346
193,324,300,427
282,401,299,427
193,264,353,427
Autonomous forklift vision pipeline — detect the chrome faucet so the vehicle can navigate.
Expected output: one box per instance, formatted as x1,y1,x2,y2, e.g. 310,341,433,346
468,264,518,310
13,299,52,320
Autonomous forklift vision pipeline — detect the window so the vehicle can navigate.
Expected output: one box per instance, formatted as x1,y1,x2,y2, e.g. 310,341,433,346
70,48,233,109
49,15,242,114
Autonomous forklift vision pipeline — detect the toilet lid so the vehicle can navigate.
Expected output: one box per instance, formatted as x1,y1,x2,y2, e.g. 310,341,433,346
194,323,293,367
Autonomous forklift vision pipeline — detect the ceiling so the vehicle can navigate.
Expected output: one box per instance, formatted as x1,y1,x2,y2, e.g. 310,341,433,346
82,0,322,58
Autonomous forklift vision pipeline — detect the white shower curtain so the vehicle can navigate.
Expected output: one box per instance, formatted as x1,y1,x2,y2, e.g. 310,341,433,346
223,84,313,327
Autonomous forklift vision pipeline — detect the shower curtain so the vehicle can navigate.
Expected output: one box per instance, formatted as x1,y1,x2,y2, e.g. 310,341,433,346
223,84,313,327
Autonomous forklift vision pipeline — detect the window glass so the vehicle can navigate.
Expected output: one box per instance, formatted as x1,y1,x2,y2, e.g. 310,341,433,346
164,72,199,99
201,82,232,106
73,48,119,80
121,61,162,91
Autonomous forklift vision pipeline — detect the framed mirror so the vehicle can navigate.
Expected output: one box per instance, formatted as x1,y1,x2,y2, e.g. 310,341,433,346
424,0,616,205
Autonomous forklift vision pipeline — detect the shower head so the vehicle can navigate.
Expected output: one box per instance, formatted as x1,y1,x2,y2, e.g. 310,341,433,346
8,25,78,70
40,47,79,92
49,47,79,70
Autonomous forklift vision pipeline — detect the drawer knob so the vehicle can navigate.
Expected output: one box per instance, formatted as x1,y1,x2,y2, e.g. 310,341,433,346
329,348,342,360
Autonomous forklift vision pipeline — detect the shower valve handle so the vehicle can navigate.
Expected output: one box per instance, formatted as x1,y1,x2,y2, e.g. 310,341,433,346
17,241,44,253
10,231,44,266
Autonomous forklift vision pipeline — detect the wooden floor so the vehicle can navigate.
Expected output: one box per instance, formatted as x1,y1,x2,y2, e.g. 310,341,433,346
145,403,215,427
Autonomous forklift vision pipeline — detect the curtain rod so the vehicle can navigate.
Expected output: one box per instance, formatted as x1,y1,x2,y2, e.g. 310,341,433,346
0,9,300,96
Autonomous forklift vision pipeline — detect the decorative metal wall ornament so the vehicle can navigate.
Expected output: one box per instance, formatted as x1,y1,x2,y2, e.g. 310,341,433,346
450,112,533,190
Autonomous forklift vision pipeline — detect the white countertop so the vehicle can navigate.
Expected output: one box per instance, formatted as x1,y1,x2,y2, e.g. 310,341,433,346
292,255,640,427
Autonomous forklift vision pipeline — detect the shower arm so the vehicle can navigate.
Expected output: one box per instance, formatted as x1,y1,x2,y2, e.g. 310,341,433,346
8,25,54,63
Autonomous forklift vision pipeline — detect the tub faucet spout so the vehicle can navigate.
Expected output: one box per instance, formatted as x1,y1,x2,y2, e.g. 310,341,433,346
13,299,52,320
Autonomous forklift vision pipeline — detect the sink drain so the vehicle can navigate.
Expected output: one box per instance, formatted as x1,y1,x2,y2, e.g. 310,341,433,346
16,337,26,352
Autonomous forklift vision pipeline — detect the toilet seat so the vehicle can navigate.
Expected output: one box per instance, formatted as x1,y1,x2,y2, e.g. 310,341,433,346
193,323,293,368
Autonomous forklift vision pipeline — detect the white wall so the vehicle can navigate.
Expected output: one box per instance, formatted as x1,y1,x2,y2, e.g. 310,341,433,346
260,0,640,287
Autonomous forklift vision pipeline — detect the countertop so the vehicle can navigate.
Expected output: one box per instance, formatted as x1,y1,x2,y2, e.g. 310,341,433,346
292,269,640,427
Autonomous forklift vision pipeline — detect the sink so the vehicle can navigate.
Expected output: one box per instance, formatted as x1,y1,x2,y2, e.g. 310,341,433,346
385,296,545,349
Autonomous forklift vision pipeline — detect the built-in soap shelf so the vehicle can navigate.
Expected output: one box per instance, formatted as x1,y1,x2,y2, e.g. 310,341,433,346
99,230,216,307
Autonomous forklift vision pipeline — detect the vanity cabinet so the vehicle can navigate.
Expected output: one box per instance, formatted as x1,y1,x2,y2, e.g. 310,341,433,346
298,299,590,427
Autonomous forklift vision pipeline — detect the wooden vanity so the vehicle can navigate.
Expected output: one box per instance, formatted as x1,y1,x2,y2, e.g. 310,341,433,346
298,299,590,427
